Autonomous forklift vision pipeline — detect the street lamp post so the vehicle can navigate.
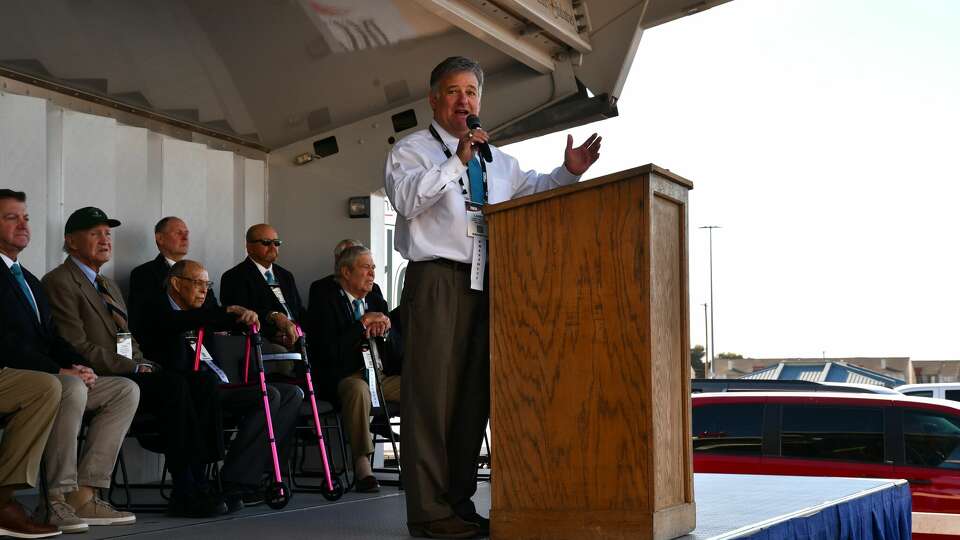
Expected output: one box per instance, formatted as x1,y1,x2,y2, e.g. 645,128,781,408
699,225,721,377
702,303,709,377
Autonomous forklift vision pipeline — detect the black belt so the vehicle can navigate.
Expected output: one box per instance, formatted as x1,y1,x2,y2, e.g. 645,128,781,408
419,258,471,272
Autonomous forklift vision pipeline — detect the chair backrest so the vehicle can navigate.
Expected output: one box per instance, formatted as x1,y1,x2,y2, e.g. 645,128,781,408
205,334,249,384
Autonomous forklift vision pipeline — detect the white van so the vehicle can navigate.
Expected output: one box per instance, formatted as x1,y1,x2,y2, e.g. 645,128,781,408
895,383,960,402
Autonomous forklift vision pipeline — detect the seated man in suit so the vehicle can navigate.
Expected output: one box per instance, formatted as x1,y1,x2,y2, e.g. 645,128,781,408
42,207,227,518
221,224,304,373
0,191,64,540
0,190,138,533
309,239,388,308
128,216,217,342
307,245,400,493
138,259,303,509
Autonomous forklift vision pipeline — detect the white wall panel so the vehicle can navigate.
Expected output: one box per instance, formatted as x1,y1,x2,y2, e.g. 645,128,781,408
243,158,266,230
204,149,235,283
160,137,208,264
59,111,118,278
114,125,155,293
46,107,63,271
0,92,47,273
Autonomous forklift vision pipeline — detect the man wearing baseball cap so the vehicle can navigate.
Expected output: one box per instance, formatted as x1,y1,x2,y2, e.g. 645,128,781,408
43,207,228,518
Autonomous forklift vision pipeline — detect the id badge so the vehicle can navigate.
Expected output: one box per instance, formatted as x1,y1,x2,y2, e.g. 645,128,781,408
116,332,133,359
270,285,287,305
361,348,380,407
465,202,488,238
470,236,487,291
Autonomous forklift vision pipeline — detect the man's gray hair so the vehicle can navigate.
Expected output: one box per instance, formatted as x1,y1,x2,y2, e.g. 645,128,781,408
336,245,371,276
333,239,364,272
166,259,199,291
430,56,484,95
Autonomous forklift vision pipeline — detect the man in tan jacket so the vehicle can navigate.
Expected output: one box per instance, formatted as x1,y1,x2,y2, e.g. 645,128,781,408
43,207,227,518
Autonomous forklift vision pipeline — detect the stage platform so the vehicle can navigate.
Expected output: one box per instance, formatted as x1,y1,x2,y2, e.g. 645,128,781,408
21,473,909,539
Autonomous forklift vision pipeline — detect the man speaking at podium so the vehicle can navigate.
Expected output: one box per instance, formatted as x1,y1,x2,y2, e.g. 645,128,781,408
385,56,601,538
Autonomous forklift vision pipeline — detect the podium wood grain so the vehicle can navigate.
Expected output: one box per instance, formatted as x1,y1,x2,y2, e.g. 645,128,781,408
485,164,695,539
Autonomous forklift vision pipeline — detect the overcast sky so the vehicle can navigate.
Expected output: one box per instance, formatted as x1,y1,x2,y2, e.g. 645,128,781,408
505,0,960,360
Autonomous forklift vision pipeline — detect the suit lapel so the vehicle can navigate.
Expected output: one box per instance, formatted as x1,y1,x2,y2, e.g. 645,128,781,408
151,254,170,285
1,262,41,329
65,258,117,333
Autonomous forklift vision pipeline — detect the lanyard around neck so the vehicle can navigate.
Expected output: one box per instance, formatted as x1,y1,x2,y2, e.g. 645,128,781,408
428,124,487,204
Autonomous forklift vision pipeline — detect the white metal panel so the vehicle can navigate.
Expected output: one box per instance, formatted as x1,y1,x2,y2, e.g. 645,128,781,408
114,125,155,293
0,92,47,273
59,110,119,278
243,157,266,229
45,107,63,271
204,148,235,284
160,137,208,264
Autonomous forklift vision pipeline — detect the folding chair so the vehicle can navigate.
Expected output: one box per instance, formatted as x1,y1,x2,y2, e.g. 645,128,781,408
365,337,402,487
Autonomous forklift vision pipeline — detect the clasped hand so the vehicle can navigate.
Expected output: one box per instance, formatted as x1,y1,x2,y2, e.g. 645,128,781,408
360,312,391,338
61,364,97,388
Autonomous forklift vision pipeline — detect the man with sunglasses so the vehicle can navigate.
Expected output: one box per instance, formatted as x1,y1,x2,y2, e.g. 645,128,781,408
220,224,305,353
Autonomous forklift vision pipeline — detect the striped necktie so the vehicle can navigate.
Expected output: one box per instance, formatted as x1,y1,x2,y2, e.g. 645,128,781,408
95,275,129,331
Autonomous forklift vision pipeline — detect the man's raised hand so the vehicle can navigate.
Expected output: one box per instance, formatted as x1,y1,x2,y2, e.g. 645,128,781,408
563,133,602,176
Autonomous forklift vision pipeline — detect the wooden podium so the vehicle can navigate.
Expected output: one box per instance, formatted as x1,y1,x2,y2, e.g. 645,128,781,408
484,164,695,540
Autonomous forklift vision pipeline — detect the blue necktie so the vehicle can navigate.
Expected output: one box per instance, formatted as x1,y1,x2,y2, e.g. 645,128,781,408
352,299,363,321
265,270,277,285
467,158,485,205
10,263,39,320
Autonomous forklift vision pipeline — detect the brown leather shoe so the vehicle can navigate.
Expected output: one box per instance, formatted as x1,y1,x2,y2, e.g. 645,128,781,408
0,499,62,538
355,475,380,493
408,515,479,539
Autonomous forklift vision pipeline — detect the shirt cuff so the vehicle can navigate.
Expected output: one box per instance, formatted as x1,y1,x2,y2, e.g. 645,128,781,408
559,164,582,184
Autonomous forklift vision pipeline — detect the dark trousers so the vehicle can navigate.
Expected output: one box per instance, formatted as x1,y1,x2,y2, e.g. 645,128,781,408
400,260,490,523
126,370,222,468
219,383,303,487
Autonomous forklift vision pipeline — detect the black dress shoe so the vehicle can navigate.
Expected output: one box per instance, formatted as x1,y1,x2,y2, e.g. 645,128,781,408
167,492,228,518
221,482,263,509
355,475,380,493
408,515,479,539
457,512,489,537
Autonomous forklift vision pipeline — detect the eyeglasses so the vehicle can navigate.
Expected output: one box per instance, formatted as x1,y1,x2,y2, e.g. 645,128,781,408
249,239,283,247
174,276,214,290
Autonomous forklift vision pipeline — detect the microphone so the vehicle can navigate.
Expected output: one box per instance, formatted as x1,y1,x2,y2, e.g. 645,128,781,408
466,114,493,163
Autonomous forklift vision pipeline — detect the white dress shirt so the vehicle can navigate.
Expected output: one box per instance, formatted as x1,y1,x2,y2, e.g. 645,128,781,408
384,121,579,263
252,259,275,282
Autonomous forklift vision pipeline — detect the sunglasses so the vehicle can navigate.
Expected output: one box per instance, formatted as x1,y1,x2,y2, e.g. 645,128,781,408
249,239,283,247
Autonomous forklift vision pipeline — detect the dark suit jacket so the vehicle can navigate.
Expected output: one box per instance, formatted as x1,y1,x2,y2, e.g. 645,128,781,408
0,259,86,372
128,254,218,344
42,258,146,374
306,276,399,400
136,292,243,376
220,258,305,337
